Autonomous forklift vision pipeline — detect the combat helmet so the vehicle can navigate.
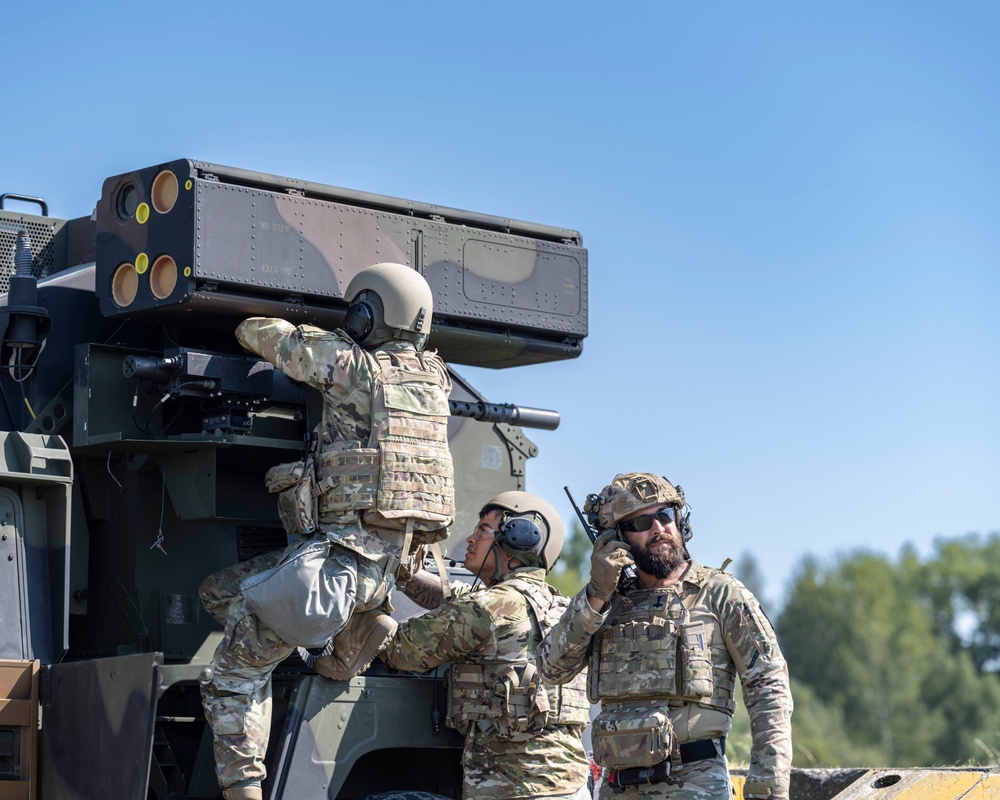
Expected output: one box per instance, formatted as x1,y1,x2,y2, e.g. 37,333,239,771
585,472,692,542
481,491,565,572
343,262,433,349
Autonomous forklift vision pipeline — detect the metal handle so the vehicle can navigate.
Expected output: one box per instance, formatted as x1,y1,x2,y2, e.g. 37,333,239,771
0,194,48,216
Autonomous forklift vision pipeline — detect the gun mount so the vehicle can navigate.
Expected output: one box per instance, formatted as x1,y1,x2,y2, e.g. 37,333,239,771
118,348,560,434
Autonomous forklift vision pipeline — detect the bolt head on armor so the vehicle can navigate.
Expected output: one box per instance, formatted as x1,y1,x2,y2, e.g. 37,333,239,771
586,472,684,530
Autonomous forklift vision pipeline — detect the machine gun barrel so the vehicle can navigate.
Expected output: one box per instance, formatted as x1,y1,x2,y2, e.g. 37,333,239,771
119,350,560,432
448,400,559,431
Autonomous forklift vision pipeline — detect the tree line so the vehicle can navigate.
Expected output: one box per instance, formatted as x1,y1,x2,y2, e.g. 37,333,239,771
548,526,1000,768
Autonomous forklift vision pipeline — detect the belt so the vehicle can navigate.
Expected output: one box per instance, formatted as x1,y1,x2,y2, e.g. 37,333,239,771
608,737,725,793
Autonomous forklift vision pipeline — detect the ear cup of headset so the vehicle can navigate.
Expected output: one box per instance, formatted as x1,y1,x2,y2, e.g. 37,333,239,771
343,301,375,343
498,516,542,551
679,507,693,542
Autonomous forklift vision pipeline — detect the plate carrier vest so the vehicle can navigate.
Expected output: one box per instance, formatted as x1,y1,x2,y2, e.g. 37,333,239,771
589,564,737,714
313,348,455,544
447,577,591,742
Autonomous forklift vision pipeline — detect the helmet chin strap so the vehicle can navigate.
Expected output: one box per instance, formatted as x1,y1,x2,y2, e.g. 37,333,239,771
468,534,504,590
489,539,507,585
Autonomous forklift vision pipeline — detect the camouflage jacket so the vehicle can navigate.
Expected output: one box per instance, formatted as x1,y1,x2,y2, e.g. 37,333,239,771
236,318,450,564
537,560,792,800
382,568,590,799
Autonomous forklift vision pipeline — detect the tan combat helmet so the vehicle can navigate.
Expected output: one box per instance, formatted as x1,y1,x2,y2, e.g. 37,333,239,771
482,491,565,572
585,472,692,541
343,262,433,348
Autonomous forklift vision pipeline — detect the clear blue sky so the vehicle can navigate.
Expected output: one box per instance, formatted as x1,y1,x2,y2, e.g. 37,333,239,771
4,2,997,607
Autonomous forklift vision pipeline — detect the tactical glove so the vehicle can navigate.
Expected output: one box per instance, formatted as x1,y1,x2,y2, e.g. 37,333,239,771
587,529,634,601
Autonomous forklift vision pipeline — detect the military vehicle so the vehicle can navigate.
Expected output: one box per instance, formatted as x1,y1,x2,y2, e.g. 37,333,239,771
0,159,586,800
4,162,996,800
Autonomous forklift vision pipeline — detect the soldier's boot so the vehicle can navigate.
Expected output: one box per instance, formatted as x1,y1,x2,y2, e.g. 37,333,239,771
314,609,398,681
222,785,263,800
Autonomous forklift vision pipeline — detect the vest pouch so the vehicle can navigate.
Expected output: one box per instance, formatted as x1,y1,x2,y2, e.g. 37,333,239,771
492,663,551,741
315,443,379,515
265,459,308,494
275,455,317,536
679,621,713,699
592,707,674,770
445,663,491,734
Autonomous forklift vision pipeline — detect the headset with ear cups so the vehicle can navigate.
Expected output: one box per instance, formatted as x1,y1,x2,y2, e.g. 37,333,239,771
343,296,375,344
496,512,543,551
674,485,693,542
474,511,545,589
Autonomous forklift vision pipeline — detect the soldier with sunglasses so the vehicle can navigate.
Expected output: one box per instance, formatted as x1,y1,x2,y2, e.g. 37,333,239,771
537,473,792,800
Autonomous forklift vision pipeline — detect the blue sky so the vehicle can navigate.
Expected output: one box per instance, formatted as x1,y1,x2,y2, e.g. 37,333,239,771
4,2,997,607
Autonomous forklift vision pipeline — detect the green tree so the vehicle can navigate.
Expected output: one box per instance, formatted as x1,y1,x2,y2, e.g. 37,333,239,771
548,520,590,597
901,536,1000,763
733,552,772,613
779,546,1000,767
784,679,883,768
911,532,1000,672
778,552,943,764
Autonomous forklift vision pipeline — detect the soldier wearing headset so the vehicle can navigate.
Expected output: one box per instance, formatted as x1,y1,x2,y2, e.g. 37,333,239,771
375,491,592,800
537,473,793,800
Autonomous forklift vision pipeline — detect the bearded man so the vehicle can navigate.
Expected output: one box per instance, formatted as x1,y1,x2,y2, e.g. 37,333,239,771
537,472,793,800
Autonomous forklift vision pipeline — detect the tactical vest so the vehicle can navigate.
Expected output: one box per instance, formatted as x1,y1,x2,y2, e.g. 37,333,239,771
588,564,736,715
447,577,591,742
314,348,455,544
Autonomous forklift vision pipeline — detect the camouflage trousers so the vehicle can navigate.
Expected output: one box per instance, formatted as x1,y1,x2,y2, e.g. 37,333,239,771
199,541,390,790
597,757,734,800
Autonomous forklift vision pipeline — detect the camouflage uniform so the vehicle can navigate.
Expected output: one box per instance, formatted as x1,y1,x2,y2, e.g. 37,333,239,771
382,568,591,800
200,317,451,792
538,561,792,800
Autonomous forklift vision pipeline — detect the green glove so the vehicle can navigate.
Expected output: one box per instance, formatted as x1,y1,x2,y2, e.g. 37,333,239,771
587,529,634,601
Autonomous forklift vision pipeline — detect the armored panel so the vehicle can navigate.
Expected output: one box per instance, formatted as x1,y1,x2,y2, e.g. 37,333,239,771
95,159,588,368
40,654,158,800
270,673,464,798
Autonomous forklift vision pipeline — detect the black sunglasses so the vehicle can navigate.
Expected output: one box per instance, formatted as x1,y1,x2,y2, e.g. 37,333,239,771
617,507,676,534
